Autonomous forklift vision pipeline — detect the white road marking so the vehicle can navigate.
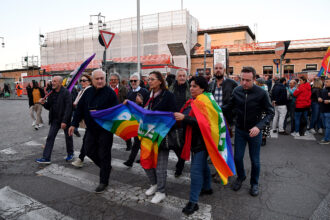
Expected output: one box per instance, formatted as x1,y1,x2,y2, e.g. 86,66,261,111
24,140,43,146
294,133,316,141
72,151,191,185
0,148,17,155
37,164,212,220
0,186,73,220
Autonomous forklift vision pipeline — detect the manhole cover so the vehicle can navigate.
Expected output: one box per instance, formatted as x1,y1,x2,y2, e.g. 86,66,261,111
273,167,303,178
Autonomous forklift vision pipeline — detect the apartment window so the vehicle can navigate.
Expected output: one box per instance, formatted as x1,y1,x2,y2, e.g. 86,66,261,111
306,64,317,70
284,65,294,74
263,66,273,75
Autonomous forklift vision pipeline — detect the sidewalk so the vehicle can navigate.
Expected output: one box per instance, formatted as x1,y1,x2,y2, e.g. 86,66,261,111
0,95,28,100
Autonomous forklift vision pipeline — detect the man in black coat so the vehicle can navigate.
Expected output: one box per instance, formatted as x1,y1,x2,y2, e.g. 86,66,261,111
222,67,274,197
36,76,74,164
271,77,288,134
208,63,237,125
69,69,118,193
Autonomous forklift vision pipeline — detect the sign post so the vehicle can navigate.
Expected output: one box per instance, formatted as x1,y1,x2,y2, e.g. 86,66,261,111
275,41,290,77
99,30,115,72
203,33,211,77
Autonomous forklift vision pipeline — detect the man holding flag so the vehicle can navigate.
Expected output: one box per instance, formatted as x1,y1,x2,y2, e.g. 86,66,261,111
69,69,118,193
222,67,274,196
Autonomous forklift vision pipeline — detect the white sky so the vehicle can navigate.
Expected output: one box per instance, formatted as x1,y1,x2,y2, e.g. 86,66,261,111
0,0,329,69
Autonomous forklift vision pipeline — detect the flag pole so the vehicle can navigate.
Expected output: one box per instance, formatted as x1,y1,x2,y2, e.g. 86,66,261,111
326,58,330,77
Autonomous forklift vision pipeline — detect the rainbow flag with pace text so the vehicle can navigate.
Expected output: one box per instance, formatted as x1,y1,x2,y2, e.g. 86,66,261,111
90,104,139,140
318,47,330,77
91,101,176,169
191,92,236,184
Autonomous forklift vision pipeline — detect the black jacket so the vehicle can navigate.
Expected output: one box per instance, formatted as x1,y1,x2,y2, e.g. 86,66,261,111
222,85,274,131
320,87,330,113
26,86,33,107
43,87,72,125
271,83,288,105
127,87,149,107
182,105,206,153
145,90,176,112
71,86,118,131
209,78,237,124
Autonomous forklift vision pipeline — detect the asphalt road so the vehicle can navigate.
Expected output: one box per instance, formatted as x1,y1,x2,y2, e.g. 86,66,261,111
0,100,330,220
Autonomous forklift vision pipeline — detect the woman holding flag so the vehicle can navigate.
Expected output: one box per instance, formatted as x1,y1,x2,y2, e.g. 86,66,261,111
142,71,177,204
174,76,236,215
174,76,211,215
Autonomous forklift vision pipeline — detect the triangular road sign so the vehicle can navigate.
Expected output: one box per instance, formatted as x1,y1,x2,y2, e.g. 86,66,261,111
99,30,115,49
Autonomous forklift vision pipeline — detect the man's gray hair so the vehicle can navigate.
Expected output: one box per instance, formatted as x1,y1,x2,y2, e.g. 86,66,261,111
92,69,106,78
176,68,187,76
110,72,121,81
130,72,140,81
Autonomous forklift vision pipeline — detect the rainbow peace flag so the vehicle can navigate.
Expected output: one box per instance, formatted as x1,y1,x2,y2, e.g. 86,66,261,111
91,101,176,169
90,104,139,141
191,92,235,184
125,101,176,169
318,47,330,77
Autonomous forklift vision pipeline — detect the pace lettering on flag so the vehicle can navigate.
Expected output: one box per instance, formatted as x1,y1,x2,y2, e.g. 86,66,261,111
90,101,176,169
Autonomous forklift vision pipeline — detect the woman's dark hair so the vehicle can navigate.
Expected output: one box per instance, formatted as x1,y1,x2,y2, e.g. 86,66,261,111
81,73,92,82
189,76,208,91
149,71,167,90
32,80,39,88
300,76,307,83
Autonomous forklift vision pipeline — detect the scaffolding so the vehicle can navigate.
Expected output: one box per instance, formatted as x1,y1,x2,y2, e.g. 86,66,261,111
41,9,199,73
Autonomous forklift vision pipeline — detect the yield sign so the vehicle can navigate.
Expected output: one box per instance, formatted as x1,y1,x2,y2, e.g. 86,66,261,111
99,30,115,49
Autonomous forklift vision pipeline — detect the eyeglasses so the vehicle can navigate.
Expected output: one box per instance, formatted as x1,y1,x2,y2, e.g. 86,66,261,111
130,80,138,83
80,79,89,82
110,79,118,82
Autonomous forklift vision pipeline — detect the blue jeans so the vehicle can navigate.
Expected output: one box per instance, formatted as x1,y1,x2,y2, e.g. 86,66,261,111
294,111,308,133
189,150,211,203
234,128,261,186
321,113,330,141
309,102,322,130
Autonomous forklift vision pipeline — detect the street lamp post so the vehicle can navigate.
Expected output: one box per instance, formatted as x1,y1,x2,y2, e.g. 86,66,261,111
89,13,107,73
0,37,5,48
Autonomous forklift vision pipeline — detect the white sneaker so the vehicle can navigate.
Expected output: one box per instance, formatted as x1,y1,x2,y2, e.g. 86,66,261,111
150,192,166,204
32,121,36,126
34,125,39,130
145,184,157,196
38,123,44,128
71,158,83,168
318,128,323,134
309,128,316,134
291,132,299,137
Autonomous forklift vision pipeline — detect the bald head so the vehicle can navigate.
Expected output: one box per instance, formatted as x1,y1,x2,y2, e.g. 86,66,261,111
52,76,63,91
92,69,106,89
214,63,225,80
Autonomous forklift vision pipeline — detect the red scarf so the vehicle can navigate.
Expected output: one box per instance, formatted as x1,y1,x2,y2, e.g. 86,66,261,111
180,98,194,161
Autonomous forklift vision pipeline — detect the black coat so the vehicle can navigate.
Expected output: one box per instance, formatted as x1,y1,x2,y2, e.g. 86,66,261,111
271,83,288,105
43,87,72,125
127,87,149,106
222,85,274,131
182,105,206,153
145,90,176,112
71,86,118,131
209,78,237,124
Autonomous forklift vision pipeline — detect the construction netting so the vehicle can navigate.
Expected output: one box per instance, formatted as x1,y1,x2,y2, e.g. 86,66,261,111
40,9,199,72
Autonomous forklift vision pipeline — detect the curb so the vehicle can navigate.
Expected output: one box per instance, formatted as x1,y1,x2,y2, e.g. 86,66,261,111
309,191,330,220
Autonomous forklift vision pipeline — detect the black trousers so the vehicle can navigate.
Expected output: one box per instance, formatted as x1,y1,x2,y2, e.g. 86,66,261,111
43,122,73,160
127,137,140,163
85,129,113,185
78,132,87,161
